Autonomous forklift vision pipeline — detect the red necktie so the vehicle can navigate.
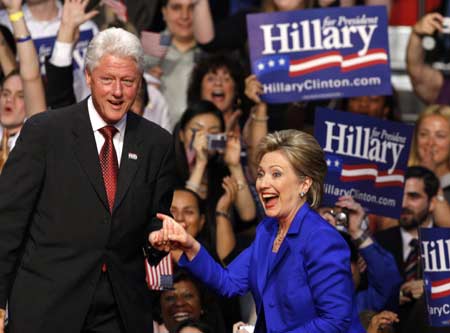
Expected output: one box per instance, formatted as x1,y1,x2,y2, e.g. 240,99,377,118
99,126,118,213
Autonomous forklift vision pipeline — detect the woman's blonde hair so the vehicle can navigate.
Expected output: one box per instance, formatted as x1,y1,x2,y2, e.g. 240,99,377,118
409,104,450,167
261,0,313,12
256,130,327,208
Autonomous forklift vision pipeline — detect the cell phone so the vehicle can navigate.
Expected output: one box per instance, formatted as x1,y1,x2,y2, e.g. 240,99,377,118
207,133,227,151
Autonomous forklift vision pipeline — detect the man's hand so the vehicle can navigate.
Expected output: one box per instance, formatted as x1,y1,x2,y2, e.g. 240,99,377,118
399,279,424,305
0,308,6,333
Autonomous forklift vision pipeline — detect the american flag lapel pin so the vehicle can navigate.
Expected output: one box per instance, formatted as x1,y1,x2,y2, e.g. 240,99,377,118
128,152,138,160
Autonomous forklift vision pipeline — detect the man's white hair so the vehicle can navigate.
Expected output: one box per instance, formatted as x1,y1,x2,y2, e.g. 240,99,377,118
85,27,144,72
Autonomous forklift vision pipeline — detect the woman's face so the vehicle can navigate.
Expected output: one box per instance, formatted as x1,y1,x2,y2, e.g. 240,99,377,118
417,114,450,167
170,190,205,237
179,113,222,151
256,150,307,223
201,67,236,113
160,280,202,332
162,0,194,43
273,0,306,11
0,75,26,131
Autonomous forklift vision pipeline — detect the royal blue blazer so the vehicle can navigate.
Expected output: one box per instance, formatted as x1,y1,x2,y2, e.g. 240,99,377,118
179,203,362,332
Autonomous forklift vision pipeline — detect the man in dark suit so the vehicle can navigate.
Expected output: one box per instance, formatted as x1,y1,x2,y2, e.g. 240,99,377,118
0,27,174,333
375,166,447,333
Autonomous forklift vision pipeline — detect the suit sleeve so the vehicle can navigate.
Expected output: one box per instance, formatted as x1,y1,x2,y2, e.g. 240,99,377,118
146,134,175,265
178,245,251,298
0,114,48,308
287,226,354,333
44,59,76,109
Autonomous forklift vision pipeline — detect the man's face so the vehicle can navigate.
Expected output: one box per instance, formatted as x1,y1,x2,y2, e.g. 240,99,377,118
85,54,141,124
347,95,388,119
400,177,433,230
162,0,194,42
0,75,26,131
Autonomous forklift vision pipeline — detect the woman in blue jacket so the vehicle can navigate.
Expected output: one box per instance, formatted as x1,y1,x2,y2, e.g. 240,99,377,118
152,130,362,332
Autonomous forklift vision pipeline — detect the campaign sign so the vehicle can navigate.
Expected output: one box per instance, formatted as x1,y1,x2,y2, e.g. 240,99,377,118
314,107,413,218
420,228,450,327
246,6,391,103
33,29,94,74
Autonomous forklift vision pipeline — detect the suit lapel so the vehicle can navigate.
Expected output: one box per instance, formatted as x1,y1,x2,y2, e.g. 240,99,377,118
72,102,109,212
266,203,308,283
256,220,273,295
113,113,143,212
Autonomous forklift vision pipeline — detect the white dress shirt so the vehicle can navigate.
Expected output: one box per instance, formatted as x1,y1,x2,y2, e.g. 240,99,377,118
87,97,126,166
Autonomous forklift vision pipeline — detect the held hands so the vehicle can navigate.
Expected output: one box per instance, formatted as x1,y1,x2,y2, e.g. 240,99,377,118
413,12,444,36
149,213,201,260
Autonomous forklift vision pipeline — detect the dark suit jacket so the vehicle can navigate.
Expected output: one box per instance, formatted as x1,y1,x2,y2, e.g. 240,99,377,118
0,100,175,333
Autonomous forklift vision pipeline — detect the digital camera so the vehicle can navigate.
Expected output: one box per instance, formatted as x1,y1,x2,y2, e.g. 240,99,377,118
207,133,227,151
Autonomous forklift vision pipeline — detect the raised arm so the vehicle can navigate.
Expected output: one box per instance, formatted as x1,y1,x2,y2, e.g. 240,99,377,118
406,13,444,104
192,0,214,44
0,29,16,77
243,74,268,181
46,0,98,108
3,0,46,116
224,133,256,222
215,176,237,261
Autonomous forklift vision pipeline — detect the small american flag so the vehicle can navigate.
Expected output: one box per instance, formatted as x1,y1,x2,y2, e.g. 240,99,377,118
145,253,173,290
140,31,172,60
102,0,128,22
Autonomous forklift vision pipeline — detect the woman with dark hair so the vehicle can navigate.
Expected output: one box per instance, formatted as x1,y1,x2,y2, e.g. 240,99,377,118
174,100,256,232
154,269,225,333
187,53,269,188
187,53,245,133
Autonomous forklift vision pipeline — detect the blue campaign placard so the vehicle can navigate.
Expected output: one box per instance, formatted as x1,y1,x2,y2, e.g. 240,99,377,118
246,6,391,103
314,107,413,218
420,228,450,327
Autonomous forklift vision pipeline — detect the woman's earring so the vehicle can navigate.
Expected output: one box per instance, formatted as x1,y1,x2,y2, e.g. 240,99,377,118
300,192,305,198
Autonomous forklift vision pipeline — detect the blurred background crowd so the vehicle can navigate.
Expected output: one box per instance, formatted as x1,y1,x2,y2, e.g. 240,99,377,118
1,0,450,332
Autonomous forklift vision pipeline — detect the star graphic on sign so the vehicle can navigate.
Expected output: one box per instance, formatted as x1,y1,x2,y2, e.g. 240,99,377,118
326,159,331,166
258,63,265,70
279,58,286,65
268,60,275,67
334,160,340,167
